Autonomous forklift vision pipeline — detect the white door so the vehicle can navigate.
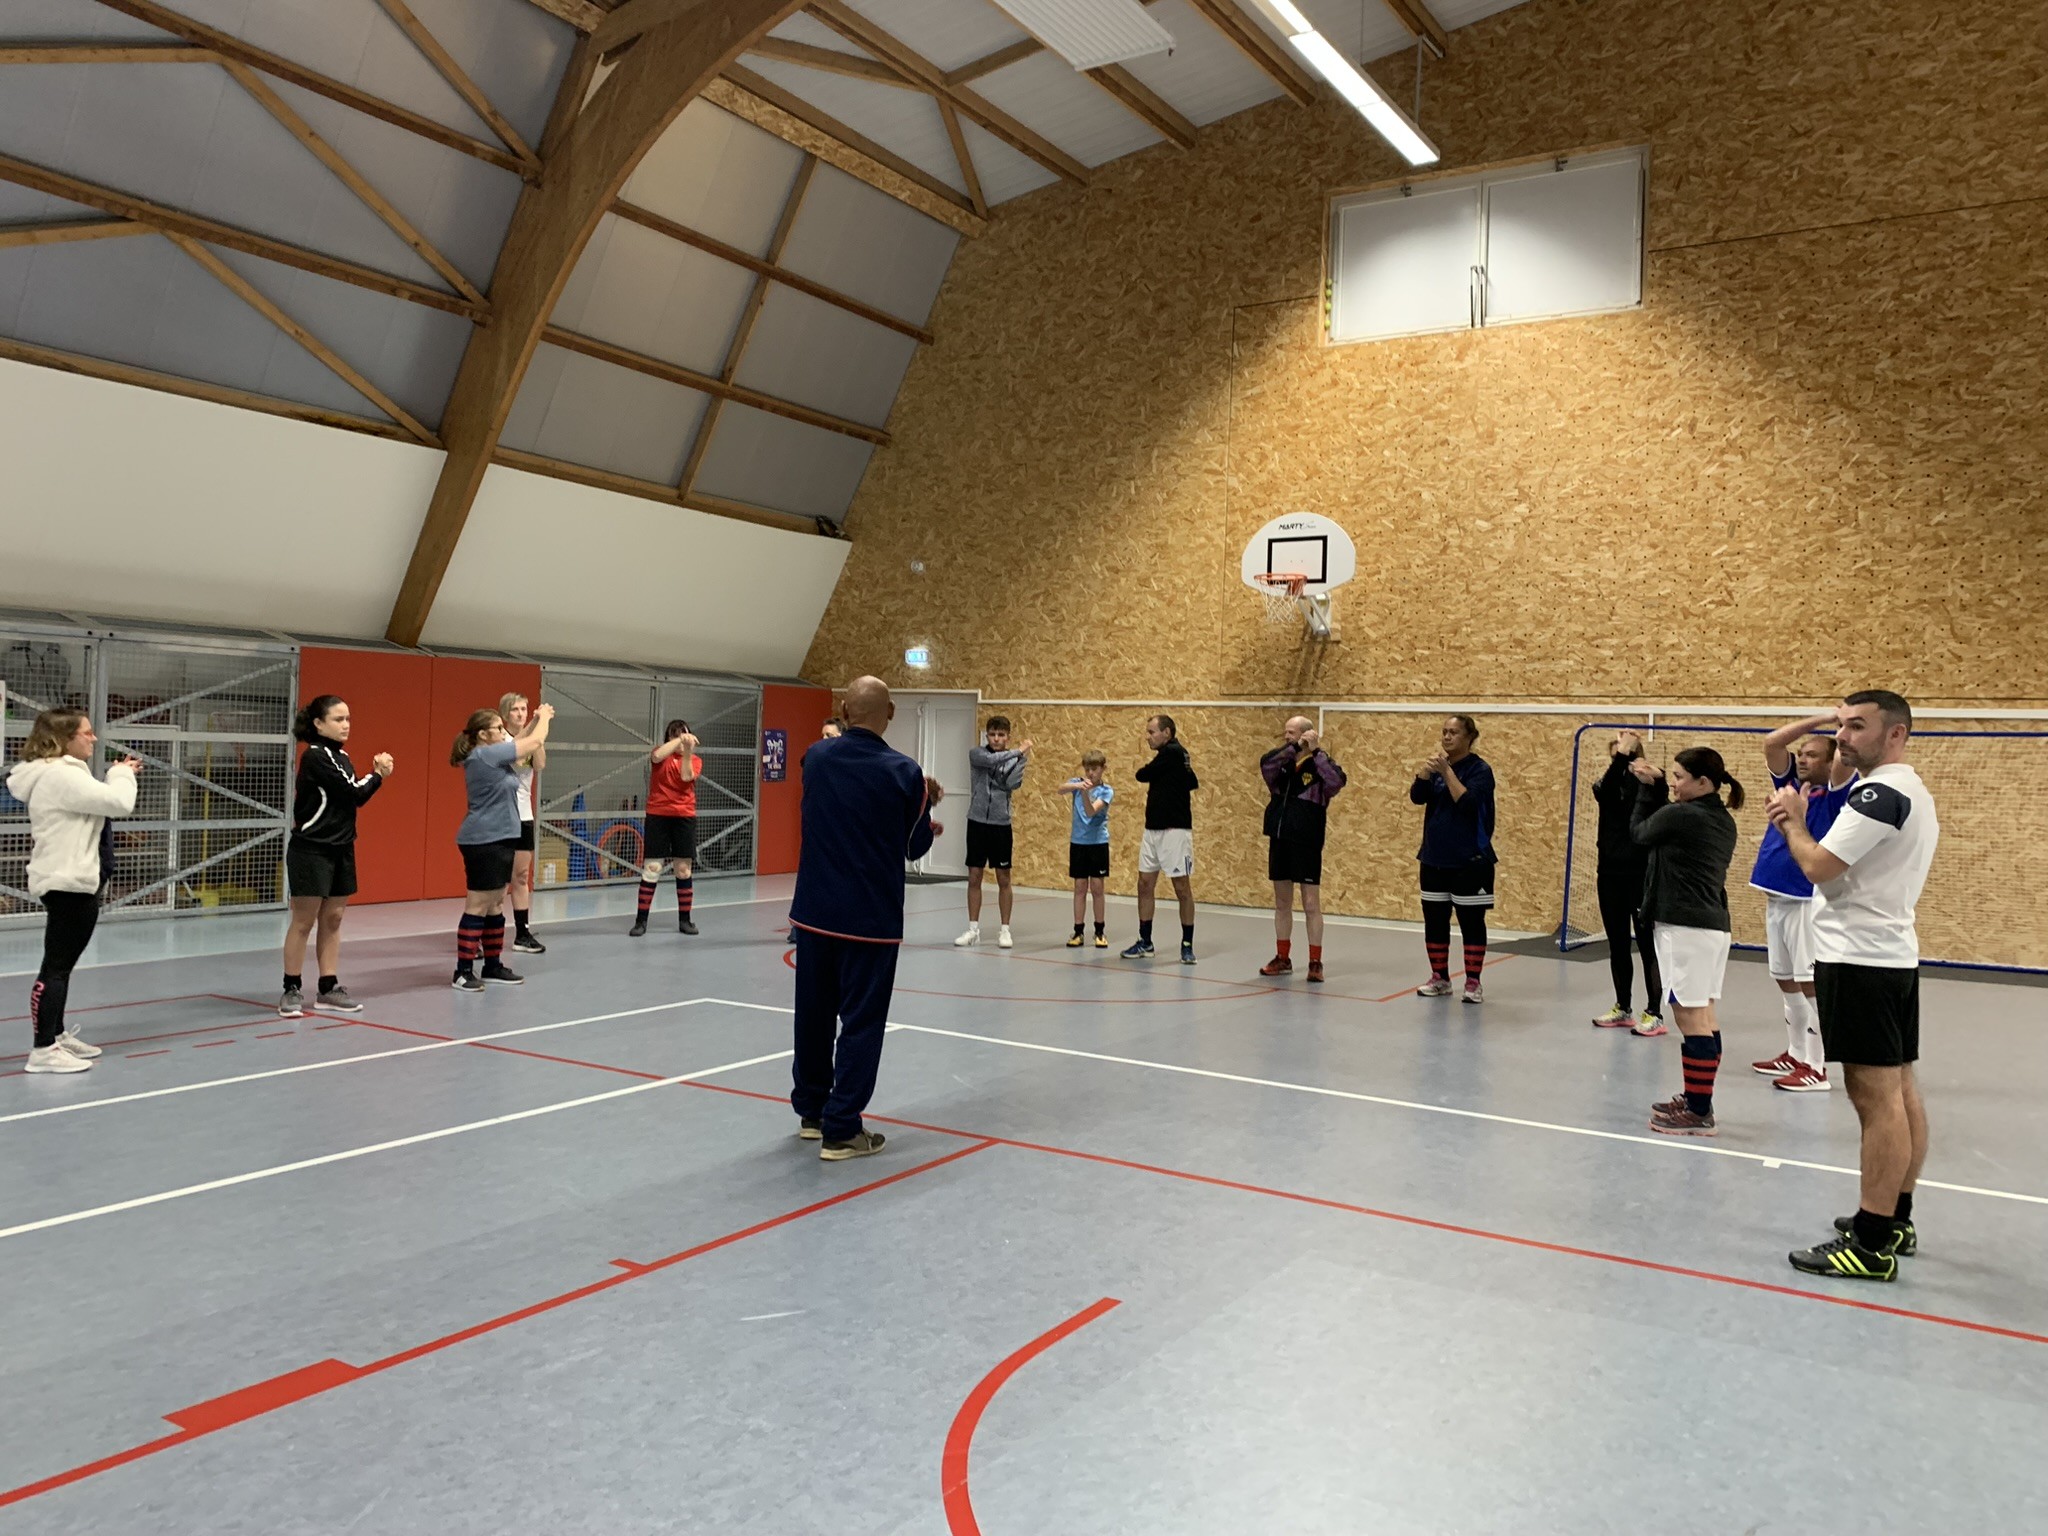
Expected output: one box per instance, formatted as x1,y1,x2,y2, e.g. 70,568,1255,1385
884,691,978,876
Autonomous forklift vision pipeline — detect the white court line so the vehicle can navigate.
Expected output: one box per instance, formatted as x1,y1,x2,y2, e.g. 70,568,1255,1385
0,1045,794,1241
699,998,2048,1209
0,999,718,1126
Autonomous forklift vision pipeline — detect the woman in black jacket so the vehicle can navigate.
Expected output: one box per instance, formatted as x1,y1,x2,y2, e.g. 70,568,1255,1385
1629,746,1743,1138
1590,730,1664,1033
280,696,393,1018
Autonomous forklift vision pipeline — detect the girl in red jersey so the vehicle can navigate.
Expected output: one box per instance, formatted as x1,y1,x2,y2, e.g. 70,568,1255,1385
632,719,702,937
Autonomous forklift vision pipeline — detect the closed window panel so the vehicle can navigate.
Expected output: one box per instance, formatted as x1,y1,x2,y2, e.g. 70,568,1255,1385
1330,184,1480,343
1482,157,1643,325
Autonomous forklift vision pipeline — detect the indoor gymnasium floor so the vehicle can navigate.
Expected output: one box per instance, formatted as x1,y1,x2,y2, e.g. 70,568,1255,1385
3,879,2045,1534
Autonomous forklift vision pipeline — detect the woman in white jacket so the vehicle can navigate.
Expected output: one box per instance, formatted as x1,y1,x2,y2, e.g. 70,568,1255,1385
6,707,140,1073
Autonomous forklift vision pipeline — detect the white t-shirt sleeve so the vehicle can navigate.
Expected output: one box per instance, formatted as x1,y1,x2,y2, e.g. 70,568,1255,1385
1819,784,1906,867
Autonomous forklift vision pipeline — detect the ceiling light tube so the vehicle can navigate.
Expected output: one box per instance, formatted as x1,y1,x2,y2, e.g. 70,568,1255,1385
1287,29,1440,165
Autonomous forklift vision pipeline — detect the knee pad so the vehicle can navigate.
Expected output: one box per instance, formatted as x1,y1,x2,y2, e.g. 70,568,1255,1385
642,861,663,883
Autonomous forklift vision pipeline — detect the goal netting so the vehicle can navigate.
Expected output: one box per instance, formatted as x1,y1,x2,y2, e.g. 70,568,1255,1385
1560,721,2048,972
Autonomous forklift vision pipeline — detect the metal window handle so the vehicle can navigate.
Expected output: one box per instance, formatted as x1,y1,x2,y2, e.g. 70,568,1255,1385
1470,264,1487,328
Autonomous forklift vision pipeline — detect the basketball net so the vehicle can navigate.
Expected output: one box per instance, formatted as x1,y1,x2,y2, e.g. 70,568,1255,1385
1254,572,1308,626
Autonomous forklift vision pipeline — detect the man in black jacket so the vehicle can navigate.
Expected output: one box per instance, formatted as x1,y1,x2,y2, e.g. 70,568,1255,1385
1590,729,1665,1034
1123,714,1199,964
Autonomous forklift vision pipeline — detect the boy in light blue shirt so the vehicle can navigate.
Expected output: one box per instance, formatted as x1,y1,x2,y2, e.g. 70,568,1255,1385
1061,751,1114,948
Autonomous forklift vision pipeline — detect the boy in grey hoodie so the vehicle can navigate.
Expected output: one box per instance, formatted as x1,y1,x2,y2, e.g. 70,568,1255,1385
956,715,1031,949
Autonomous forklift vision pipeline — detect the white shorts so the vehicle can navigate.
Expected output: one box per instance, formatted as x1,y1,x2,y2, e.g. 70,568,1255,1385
1137,827,1194,879
1764,894,1816,982
1653,924,1732,1008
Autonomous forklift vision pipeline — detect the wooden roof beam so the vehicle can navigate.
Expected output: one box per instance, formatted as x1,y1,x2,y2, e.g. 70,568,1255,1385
491,447,836,537
0,43,216,63
385,0,806,648
522,0,608,30
1180,0,1316,106
746,36,914,89
87,0,532,178
0,218,154,250
1383,0,1450,57
935,99,986,217
0,153,482,319
373,0,541,169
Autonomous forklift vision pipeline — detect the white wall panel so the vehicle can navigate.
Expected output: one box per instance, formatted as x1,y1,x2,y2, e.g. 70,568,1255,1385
554,214,754,376
0,356,438,637
626,100,808,257
970,49,1162,168
1118,0,1283,127
779,164,959,325
733,286,919,430
422,465,852,675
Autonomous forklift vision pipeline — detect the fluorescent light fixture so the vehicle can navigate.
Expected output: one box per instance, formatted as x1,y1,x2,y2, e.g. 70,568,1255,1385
1288,29,1440,165
990,0,1175,71
1245,0,1440,165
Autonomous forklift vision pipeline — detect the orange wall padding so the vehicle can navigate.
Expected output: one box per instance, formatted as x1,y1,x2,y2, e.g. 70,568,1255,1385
759,683,834,876
295,648,434,905
423,658,544,899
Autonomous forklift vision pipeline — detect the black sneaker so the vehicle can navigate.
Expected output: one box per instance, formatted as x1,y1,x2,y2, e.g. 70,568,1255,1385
1834,1214,1917,1257
452,971,484,994
1180,941,1196,965
512,933,546,955
819,1130,886,1161
628,917,647,937
678,918,698,935
1789,1231,1898,1281
481,962,524,986
797,1118,823,1141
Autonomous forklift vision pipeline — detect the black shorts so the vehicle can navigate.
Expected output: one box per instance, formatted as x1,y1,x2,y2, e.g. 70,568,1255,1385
644,814,696,861
1069,842,1110,880
966,820,1013,870
1420,861,1495,906
515,819,536,852
286,840,357,900
1268,839,1322,886
459,839,520,893
1815,961,1920,1067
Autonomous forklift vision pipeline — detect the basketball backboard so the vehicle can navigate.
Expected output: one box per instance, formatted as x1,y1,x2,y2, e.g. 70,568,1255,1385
1239,513,1357,596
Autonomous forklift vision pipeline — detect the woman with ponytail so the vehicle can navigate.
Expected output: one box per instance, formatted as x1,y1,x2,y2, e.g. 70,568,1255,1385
6,707,140,1073
1629,745,1744,1136
449,701,553,992
498,692,547,956
280,696,393,1017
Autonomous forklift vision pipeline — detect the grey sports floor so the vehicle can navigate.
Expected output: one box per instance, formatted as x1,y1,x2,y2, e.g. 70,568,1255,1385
3,877,2044,1534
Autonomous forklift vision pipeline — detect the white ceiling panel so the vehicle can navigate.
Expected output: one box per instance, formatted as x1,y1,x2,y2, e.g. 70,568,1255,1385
739,56,969,194
625,99,810,257
554,213,756,377
0,232,391,421
500,343,710,487
0,185,100,224
766,11,880,52
733,286,921,430
1118,0,1284,127
779,165,958,325
157,0,499,143
970,48,1164,168
694,404,875,522
0,63,451,292
1295,0,1420,63
397,0,575,146
842,0,1030,73
958,117,1060,204
4,0,176,43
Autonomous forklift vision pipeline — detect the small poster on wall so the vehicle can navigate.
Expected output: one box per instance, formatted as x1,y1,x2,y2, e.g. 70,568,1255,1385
762,728,788,782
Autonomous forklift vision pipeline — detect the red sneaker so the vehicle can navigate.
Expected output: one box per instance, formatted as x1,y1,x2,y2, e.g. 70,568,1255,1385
1773,1062,1832,1092
1306,960,1324,984
1751,1051,1799,1077
1259,954,1293,977
1649,1101,1717,1137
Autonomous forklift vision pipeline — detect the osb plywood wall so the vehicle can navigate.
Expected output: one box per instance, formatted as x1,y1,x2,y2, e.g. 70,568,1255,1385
805,0,2048,947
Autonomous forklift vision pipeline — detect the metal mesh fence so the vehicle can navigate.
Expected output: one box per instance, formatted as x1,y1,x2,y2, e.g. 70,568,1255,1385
1,636,95,919
657,679,759,876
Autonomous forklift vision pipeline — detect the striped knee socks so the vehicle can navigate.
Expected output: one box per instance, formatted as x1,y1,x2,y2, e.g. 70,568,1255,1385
455,913,484,974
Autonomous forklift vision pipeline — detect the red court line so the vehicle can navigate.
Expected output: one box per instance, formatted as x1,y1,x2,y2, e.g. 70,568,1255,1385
124,1050,171,1060
254,1032,295,1040
0,992,234,1026
0,1139,995,1511
191,1041,235,1050
1,1015,286,1062
340,1018,664,1081
941,1297,1121,1536
672,1081,2048,1350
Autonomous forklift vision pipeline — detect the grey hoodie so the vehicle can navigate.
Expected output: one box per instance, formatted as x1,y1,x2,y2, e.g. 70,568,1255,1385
6,755,137,898
967,742,1027,826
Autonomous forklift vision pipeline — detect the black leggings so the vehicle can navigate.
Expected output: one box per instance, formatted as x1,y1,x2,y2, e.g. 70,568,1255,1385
1422,900,1488,950
1596,863,1660,1014
31,890,100,1048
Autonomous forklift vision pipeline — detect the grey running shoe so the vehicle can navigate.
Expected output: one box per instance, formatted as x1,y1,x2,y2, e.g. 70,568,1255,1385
278,987,304,1018
315,987,362,1013
819,1130,886,1161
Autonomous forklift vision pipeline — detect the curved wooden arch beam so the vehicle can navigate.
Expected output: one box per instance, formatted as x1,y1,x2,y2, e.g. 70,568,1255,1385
385,0,802,647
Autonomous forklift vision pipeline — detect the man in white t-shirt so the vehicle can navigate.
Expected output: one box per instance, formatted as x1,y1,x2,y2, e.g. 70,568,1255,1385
1765,691,1938,1282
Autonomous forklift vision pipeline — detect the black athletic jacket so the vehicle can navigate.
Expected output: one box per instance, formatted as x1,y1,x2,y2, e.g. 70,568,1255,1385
1594,750,1662,869
291,743,383,847
1135,741,1199,830
1630,780,1736,932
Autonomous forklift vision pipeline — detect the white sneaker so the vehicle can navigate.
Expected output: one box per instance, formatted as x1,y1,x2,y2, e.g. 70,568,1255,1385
26,1044,91,1074
56,1031,102,1059
954,924,981,947
998,925,1014,949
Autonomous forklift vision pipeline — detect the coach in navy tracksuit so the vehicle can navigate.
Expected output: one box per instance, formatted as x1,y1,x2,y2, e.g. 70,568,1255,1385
788,676,940,1161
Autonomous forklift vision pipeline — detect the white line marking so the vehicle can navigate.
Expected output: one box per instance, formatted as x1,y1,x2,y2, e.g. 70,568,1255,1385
696,999,2048,1209
0,1000,716,1127
0,1046,793,1241
741,1310,805,1322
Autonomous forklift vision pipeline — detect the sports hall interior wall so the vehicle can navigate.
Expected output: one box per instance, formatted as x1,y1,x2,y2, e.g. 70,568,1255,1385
803,0,2048,944
805,0,2047,706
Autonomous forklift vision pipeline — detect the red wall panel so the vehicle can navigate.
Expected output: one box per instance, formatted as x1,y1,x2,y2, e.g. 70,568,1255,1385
423,658,544,899
758,683,834,876
296,648,434,905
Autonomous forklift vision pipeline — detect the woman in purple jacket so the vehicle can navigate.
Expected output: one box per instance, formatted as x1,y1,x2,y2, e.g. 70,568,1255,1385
1259,716,1347,984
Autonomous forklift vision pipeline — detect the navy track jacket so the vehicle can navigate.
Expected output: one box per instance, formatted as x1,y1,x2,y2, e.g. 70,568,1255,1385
789,726,936,942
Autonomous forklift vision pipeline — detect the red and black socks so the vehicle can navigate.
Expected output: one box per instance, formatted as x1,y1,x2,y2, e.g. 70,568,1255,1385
1681,1032,1722,1116
455,913,484,974
676,876,694,919
636,880,657,918
482,914,506,966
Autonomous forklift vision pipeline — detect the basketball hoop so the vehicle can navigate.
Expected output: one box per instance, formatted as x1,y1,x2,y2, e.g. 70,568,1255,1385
1254,572,1308,626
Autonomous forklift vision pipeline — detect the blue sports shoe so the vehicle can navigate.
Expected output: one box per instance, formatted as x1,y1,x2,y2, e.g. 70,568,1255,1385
1180,942,1196,965
1120,938,1155,959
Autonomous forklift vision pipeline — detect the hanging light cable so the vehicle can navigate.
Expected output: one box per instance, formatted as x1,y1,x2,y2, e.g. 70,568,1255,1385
1247,0,1439,165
